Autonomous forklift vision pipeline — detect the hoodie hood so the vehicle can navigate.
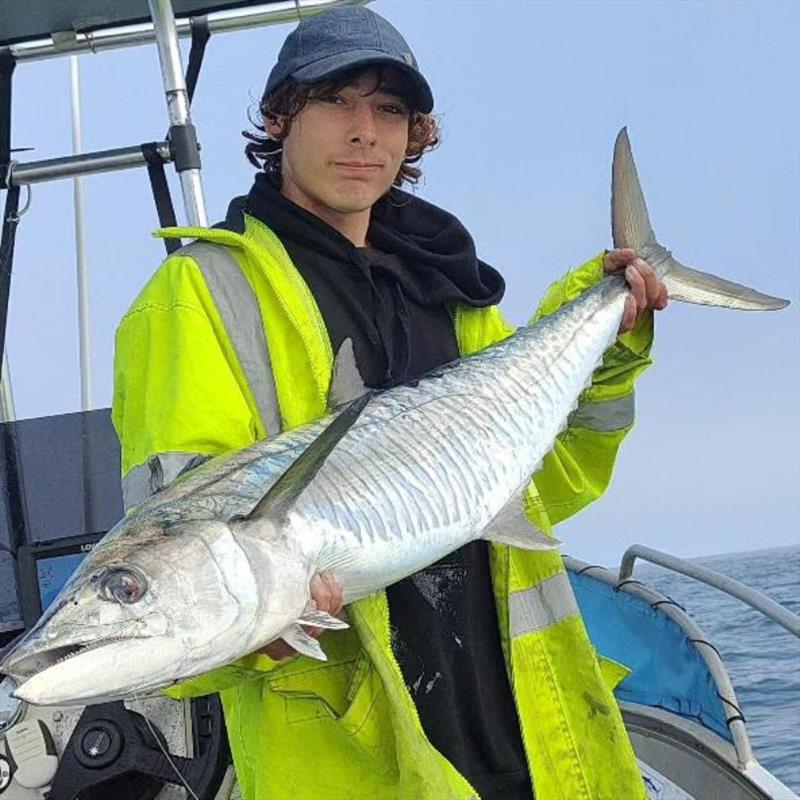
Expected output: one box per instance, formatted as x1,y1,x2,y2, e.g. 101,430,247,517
213,175,505,388
236,174,505,308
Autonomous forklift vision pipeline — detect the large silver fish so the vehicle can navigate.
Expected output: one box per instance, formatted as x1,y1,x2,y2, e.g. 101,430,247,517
1,129,788,705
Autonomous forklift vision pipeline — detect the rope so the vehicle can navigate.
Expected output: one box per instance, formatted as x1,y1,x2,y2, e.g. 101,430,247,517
716,690,747,725
651,598,687,613
120,601,199,800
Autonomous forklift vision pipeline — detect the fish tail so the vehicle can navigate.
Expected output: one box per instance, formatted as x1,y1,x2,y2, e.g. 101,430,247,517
611,127,789,311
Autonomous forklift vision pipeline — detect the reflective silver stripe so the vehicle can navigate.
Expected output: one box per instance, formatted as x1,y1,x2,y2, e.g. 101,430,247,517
568,392,634,433
181,241,282,437
509,571,580,637
121,451,204,511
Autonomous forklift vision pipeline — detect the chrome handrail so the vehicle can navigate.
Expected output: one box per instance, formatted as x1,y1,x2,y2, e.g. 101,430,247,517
6,0,367,63
618,545,800,638
566,554,754,767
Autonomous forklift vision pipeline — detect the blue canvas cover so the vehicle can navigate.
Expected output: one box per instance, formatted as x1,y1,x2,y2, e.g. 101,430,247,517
569,567,732,741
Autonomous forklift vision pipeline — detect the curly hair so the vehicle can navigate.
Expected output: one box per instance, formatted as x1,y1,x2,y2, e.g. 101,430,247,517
243,66,440,186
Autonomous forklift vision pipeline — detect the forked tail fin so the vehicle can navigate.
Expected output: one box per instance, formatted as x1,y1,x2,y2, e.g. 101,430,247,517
612,128,790,311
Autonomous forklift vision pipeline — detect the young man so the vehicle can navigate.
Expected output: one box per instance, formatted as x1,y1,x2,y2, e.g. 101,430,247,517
113,7,667,799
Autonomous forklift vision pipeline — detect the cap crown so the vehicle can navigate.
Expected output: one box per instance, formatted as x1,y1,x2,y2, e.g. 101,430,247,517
285,7,418,71
264,7,432,113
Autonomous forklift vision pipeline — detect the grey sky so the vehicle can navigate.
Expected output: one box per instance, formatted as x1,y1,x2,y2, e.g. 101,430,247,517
5,0,799,566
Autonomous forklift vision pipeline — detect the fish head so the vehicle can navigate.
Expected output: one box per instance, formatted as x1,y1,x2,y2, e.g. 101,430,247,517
0,514,308,705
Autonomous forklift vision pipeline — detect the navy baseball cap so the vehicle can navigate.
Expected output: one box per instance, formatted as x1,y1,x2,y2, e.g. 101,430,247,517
264,6,434,113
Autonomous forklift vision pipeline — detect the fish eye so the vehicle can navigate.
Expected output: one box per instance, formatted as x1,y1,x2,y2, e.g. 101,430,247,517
94,566,147,605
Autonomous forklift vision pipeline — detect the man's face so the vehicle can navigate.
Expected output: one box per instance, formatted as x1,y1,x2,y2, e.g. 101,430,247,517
270,70,411,221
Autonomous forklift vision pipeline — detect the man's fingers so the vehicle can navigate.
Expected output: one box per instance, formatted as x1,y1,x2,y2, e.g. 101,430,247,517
625,265,646,312
610,253,669,333
309,571,344,637
323,571,344,615
604,248,636,273
261,639,297,660
312,571,344,615
620,295,637,333
632,260,659,307
310,571,333,612
632,259,659,305
257,571,345,660
655,283,670,310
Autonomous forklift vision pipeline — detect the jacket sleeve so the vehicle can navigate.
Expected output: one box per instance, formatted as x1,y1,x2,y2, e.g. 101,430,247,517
113,254,265,487
525,252,654,529
112,254,291,696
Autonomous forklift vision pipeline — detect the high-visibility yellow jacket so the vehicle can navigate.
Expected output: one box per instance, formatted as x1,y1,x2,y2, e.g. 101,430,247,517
112,212,652,800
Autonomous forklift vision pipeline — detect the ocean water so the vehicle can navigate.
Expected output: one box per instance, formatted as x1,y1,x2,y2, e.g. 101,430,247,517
640,545,800,794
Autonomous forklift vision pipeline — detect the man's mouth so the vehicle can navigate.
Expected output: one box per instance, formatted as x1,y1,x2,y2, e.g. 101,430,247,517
333,161,384,175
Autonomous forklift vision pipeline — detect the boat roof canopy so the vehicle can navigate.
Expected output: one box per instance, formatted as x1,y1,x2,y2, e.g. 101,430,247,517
0,0,275,47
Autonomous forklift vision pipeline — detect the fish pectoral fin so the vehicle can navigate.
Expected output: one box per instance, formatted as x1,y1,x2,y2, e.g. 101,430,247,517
329,338,369,410
244,392,372,523
297,610,349,631
280,624,328,661
481,489,561,551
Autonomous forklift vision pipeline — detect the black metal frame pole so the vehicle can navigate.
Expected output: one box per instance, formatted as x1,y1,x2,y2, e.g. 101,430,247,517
0,47,18,373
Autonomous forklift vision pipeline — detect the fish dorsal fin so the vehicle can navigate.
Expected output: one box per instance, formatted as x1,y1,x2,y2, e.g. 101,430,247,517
329,338,368,410
244,392,371,522
482,487,561,551
612,127,656,250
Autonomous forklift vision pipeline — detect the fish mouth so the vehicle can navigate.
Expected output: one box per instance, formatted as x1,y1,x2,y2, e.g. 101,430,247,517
1,635,147,682
6,634,176,707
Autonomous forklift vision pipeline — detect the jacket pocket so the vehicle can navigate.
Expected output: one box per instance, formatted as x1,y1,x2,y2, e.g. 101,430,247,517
267,658,358,724
338,650,380,736
266,649,385,744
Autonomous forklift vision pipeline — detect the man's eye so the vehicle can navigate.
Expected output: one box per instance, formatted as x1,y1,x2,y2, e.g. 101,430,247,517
381,104,408,116
318,94,345,105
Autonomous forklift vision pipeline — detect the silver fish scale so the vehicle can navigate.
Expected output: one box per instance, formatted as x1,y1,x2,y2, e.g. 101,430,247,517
290,277,629,593
119,275,628,600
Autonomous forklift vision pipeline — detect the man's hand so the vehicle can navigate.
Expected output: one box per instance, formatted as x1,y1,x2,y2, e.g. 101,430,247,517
259,571,344,661
604,248,669,333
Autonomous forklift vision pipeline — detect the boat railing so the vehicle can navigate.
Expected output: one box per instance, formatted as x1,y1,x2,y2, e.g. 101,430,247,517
566,554,754,768
618,545,800,639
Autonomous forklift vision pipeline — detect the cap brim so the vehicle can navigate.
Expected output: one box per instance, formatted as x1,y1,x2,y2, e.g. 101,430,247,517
291,49,434,113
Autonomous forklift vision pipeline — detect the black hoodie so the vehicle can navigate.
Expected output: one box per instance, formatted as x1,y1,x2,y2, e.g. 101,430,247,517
232,176,532,800
242,173,504,387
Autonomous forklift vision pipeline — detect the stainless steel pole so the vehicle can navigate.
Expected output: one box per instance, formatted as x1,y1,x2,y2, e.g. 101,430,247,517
618,544,800,638
148,0,208,228
0,355,15,422
10,144,172,186
9,1,368,64
69,55,93,411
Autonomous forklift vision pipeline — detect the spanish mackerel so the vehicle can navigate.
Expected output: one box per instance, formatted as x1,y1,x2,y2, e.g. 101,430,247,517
1,129,789,705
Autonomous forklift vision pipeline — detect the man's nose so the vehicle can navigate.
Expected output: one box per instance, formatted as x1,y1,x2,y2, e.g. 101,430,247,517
347,104,377,147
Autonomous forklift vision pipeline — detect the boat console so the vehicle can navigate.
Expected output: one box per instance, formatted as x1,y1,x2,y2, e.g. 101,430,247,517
0,410,232,800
